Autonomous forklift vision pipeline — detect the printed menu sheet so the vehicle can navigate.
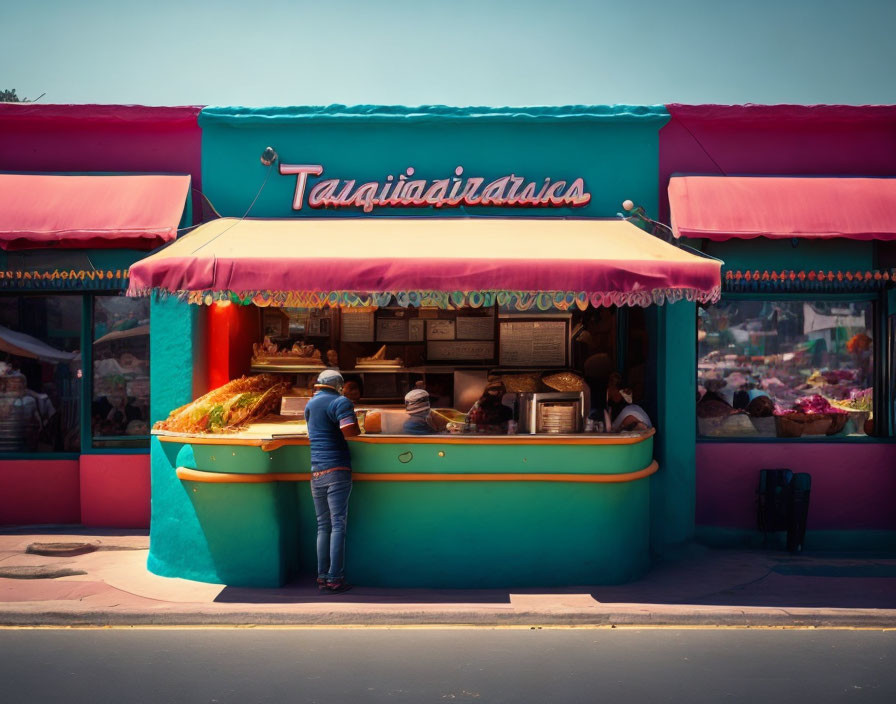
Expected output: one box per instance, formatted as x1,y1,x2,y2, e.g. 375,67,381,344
340,309,375,342
499,321,567,366
427,340,494,361
408,319,425,341
455,316,494,340
376,317,409,342
426,319,456,340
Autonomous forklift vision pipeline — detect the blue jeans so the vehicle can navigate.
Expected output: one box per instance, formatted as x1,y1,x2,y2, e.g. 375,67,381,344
310,477,352,582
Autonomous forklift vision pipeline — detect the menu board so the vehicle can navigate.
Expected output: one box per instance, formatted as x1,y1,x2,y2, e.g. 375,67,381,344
376,318,409,342
426,319,456,340
499,321,567,367
427,340,494,361
341,309,375,342
456,316,494,340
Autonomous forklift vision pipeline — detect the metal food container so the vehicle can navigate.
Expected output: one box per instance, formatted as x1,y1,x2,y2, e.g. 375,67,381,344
517,391,585,434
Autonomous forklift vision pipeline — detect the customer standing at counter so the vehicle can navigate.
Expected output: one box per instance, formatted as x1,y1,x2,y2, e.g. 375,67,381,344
402,388,436,434
304,370,360,593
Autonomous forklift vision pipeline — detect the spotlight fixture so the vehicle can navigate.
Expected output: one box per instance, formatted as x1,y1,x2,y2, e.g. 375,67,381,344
620,199,676,244
260,147,278,166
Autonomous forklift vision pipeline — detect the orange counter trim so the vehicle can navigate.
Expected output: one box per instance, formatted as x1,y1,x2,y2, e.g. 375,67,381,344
159,427,654,452
175,460,659,485
349,428,655,446
158,435,271,447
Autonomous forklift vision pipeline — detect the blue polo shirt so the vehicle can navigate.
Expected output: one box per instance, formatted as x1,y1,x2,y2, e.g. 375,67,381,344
304,390,357,475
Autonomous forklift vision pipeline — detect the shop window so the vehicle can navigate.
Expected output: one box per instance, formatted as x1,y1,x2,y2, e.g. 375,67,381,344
0,295,82,453
698,300,874,438
92,296,150,448
890,313,896,437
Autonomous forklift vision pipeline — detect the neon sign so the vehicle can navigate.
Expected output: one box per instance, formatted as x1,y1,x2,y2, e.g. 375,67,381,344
279,164,591,213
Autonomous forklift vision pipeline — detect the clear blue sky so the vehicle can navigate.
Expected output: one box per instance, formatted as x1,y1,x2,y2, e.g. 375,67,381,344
4,0,895,106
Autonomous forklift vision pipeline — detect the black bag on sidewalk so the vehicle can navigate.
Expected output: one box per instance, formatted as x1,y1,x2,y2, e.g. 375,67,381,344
787,472,812,553
757,469,812,552
757,469,792,534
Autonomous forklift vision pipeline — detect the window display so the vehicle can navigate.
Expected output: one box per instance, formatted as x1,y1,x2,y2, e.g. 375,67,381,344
0,296,81,452
698,300,874,437
92,296,150,448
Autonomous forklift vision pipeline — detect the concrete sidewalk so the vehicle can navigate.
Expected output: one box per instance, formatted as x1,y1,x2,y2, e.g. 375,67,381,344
1,528,895,628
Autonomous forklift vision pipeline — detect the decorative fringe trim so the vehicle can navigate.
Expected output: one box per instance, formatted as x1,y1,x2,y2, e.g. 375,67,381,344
127,286,721,310
723,269,894,293
1,269,129,290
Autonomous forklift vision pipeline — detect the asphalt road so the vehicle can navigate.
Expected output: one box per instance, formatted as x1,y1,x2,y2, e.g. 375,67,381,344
1,627,894,703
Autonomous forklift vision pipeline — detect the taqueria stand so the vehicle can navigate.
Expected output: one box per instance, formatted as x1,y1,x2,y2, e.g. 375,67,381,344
128,105,721,588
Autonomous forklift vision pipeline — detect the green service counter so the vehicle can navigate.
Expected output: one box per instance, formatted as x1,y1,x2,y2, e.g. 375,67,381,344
149,430,658,588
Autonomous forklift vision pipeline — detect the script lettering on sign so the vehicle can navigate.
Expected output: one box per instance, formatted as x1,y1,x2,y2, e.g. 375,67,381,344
279,164,591,213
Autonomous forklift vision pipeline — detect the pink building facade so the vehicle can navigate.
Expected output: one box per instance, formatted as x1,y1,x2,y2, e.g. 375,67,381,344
0,104,201,528
660,105,896,549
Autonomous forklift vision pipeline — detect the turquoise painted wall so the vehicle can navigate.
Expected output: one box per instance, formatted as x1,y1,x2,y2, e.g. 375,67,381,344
148,296,215,581
199,105,669,220
652,300,697,550
1,249,152,276
686,237,875,272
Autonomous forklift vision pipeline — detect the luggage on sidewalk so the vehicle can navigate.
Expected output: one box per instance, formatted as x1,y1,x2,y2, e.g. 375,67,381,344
787,472,812,553
756,469,811,553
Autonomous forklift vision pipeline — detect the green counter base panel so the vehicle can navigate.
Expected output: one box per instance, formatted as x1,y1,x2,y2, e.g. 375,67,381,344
149,438,654,588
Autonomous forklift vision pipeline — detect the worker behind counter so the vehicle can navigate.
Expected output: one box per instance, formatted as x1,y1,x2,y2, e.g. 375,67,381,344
402,388,437,435
605,372,652,432
467,380,513,434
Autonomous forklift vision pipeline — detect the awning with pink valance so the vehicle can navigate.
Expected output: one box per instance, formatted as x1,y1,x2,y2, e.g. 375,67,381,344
669,176,896,241
127,217,722,309
0,174,191,251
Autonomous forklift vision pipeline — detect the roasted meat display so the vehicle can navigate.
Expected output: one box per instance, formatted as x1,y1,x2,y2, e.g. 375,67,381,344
251,336,324,365
355,344,403,367
153,374,291,434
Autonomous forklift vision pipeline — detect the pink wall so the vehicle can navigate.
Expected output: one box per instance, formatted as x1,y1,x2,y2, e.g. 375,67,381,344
0,104,197,528
0,459,80,525
79,454,150,528
662,105,896,536
0,104,203,220
696,443,896,531
658,104,896,222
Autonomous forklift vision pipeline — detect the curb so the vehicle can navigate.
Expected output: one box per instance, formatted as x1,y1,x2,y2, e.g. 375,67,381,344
2,607,895,628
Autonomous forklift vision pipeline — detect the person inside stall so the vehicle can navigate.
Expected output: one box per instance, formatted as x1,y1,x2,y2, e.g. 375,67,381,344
342,379,362,404
93,376,142,436
605,372,652,433
467,380,513,433
3,371,44,450
402,388,436,435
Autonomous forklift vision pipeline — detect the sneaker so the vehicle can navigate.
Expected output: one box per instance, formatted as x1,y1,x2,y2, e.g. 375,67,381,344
325,581,353,594
316,577,328,591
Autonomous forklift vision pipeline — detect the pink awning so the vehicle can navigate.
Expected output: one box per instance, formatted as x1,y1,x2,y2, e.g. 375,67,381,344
669,176,896,241
128,217,722,308
0,174,191,250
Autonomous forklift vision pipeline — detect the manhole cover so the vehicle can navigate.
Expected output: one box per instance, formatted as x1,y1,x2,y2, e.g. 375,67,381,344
26,542,98,557
0,565,87,579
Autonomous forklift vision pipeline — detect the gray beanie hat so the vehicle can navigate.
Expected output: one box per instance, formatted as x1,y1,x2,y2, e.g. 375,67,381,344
404,388,431,415
315,369,344,393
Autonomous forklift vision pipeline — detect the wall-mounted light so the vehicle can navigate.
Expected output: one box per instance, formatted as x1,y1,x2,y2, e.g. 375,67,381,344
260,147,278,166
620,199,676,244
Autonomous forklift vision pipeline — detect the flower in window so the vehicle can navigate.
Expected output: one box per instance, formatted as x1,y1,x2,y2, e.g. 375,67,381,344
846,333,872,354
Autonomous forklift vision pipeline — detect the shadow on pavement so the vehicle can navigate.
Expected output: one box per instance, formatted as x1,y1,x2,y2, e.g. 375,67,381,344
586,550,896,610
215,582,513,604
